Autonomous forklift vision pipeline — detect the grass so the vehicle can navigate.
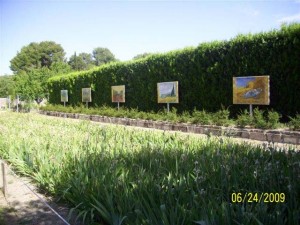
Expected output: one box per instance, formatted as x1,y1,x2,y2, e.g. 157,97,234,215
0,112,299,225
288,114,300,130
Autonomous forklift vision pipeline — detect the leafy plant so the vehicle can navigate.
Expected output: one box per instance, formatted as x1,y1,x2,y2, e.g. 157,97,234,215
236,109,253,128
267,110,281,129
288,114,300,130
179,111,191,123
41,104,294,130
212,107,232,126
0,112,299,225
253,108,268,129
191,109,212,125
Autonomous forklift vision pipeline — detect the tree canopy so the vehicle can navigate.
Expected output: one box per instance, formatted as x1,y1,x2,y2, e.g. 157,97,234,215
13,61,73,101
10,41,66,73
68,48,117,70
8,42,118,101
0,76,15,97
133,52,152,60
92,47,117,66
68,52,95,71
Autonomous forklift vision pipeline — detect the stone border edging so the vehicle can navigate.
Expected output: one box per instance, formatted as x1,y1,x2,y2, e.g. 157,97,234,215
39,111,300,145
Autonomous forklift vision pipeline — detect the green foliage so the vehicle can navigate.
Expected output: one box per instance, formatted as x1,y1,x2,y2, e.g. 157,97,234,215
92,47,117,66
10,41,65,73
9,41,70,101
288,114,300,130
41,104,237,127
191,109,212,125
48,24,300,119
133,53,153,60
42,104,292,130
162,107,179,123
68,52,95,71
253,108,268,129
211,107,232,126
0,75,15,97
236,110,253,128
50,61,72,74
178,111,191,123
14,67,60,101
0,112,299,225
14,70,44,101
267,110,281,129
251,109,281,129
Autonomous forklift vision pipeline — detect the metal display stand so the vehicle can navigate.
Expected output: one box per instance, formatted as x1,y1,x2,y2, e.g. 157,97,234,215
16,95,19,113
1,162,7,197
7,96,10,110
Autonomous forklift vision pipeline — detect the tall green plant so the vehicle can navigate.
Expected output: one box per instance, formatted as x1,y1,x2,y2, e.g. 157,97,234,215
0,112,299,225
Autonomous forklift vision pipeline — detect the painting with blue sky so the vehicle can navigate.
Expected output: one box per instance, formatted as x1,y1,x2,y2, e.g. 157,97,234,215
157,81,179,103
235,77,256,88
233,76,270,105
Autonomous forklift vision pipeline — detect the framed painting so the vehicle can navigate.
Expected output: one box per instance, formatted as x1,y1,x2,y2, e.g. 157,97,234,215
233,76,270,105
82,88,92,102
111,85,125,103
61,90,68,102
157,81,179,103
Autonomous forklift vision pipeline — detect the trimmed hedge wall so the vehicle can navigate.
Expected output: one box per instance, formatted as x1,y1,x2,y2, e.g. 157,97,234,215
48,23,300,118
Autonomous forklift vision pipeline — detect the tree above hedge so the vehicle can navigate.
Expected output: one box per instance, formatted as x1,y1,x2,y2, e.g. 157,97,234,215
10,41,66,73
92,47,117,66
68,52,95,71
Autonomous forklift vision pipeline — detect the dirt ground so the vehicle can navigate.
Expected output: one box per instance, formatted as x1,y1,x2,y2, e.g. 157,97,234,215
0,162,82,225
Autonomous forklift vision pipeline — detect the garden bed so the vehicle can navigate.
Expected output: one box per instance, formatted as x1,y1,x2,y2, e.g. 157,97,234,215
40,110,300,145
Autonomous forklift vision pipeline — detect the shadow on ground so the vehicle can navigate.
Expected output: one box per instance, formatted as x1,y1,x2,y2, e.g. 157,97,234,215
1,199,83,225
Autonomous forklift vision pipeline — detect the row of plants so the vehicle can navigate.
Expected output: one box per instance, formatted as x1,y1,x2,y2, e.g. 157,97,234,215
47,23,300,118
41,104,300,130
0,112,299,225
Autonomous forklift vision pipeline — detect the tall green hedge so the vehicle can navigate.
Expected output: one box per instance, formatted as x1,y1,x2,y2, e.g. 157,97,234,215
48,23,300,118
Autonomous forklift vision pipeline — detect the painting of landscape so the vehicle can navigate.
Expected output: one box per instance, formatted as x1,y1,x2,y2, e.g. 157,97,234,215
60,90,68,102
233,76,270,105
112,85,125,102
157,81,179,103
82,88,92,102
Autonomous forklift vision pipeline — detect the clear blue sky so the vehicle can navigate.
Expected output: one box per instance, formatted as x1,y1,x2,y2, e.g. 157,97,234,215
1,0,299,75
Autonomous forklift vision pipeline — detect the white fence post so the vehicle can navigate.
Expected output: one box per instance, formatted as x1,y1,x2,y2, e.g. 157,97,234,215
1,162,7,197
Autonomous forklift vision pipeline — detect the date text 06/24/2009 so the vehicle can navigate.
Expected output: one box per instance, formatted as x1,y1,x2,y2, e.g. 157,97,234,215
231,192,285,203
